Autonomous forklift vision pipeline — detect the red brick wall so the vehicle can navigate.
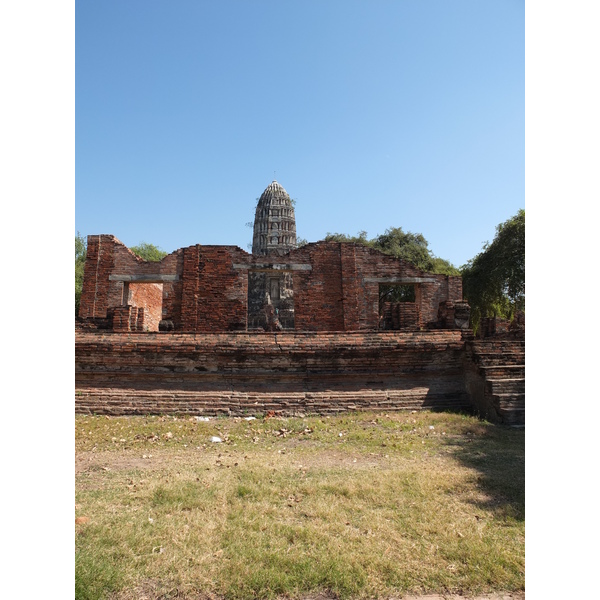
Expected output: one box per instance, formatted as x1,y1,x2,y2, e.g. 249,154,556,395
178,245,251,332
79,235,115,318
180,245,200,330
448,276,463,302
335,245,461,328
195,246,248,332
129,283,163,331
75,330,472,415
293,243,344,331
111,305,132,332
79,236,465,332
340,244,361,330
79,235,189,330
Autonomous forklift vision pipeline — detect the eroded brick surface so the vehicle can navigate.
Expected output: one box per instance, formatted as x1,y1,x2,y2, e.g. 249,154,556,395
463,340,525,425
79,237,463,333
75,330,473,415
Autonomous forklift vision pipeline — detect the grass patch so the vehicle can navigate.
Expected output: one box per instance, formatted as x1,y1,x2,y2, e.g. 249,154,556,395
75,411,524,599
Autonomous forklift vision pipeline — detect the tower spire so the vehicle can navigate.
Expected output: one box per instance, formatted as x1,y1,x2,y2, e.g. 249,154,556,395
252,181,297,257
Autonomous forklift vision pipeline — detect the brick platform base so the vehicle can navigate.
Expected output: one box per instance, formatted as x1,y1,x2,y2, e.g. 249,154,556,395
75,330,475,416
463,339,525,426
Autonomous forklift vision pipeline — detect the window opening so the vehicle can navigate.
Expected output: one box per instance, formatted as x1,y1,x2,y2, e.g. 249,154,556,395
378,283,420,330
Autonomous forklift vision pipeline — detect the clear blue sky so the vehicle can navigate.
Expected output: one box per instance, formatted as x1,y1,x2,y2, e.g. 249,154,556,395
75,0,524,268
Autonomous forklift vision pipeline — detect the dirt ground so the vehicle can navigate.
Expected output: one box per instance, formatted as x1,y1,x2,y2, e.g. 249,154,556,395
79,437,524,600
397,595,524,600
110,585,525,600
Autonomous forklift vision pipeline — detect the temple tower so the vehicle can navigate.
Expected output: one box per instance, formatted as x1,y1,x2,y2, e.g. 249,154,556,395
252,180,297,256
248,181,297,329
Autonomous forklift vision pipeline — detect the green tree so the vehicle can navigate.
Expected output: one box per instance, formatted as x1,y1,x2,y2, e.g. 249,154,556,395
430,256,461,276
130,242,167,262
324,230,372,245
372,228,434,271
75,232,87,315
461,209,525,332
323,227,459,275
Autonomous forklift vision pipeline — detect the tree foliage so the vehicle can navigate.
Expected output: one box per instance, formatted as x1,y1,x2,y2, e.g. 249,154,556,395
324,227,459,275
373,228,435,272
324,230,370,245
75,232,86,315
461,209,525,330
130,242,168,262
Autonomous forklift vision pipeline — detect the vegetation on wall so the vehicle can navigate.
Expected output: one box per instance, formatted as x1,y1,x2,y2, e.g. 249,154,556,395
323,214,525,332
461,209,525,332
75,232,87,315
130,242,168,262
323,227,460,276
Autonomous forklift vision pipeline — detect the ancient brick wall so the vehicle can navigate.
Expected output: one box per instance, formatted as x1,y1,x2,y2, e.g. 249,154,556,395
381,302,421,330
79,235,115,318
79,235,182,322
180,245,201,330
79,236,465,333
129,283,163,331
332,244,461,328
111,305,133,332
194,246,248,332
448,276,463,303
292,243,345,331
463,340,525,426
340,244,362,330
350,245,434,327
76,234,524,420
75,330,472,416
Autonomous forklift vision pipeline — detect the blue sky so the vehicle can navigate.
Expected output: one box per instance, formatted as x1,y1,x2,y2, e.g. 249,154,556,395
75,0,524,268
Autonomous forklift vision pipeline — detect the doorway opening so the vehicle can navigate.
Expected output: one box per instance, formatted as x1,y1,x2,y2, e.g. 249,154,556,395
248,271,295,330
124,281,164,331
378,283,420,330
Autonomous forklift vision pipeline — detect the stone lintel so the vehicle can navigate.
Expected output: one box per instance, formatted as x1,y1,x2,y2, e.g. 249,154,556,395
364,277,438,284
109,274,179,282
233,263,312,272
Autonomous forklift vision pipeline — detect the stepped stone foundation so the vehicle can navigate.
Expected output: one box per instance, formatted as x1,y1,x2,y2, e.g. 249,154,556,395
463,339,525,426
75,330,473,416
75,328,525,425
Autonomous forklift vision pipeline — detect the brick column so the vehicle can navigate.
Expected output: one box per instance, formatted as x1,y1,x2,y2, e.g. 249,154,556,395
112,305,132,332
180,246,200,332
136,307,145,331
78,235,115,318
340,244,360,331
448,276,463,302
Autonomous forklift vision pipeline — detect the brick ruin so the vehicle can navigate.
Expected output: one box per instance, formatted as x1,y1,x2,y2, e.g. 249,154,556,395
76,181,524,425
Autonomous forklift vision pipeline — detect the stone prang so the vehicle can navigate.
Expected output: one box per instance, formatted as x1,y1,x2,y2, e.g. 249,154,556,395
248,181,297,329
252,181,297,256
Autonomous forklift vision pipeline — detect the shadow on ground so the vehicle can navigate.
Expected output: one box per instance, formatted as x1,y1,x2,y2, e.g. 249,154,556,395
440,413,524,521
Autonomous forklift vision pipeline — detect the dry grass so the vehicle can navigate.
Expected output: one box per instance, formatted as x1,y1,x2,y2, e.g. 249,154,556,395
75,411,524,600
